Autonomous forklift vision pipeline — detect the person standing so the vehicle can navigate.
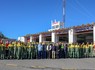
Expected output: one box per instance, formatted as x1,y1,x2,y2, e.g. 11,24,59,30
0,40,2,59
42,43,47,59
8,42,14,59
58,43,62,58
80,43,84,58
93,42,95,57
17,42,21,59
30,43,34,59
61,43,65,58
89,42,93,57
64,43,68,58
32,44,35,59
22,43,27,59
82,43,86,58
75,43,79,58
37,43,43,59
13,41,17,59
47,44,52,59
0,41,5,59
27,43,32,59
51,44,56,59
85,43,89,58
84,43,89,58
5,41,9,59
35,43,38,59
55,43,59,59
69,43,74,58
68,44,70,58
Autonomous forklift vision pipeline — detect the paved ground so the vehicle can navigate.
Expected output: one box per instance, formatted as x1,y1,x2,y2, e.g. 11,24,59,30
0,58,95,70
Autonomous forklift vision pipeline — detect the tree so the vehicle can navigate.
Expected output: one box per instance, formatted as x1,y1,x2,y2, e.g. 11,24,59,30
0,32,8,39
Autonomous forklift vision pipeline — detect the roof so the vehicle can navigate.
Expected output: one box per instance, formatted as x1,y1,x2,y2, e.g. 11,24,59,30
24,23,95,37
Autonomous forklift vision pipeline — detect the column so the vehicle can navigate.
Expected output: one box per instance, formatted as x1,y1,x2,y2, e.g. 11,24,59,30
51,32,58,43
68,28,77,44
30,36,33,42
39,34,42,43
93,23,95,43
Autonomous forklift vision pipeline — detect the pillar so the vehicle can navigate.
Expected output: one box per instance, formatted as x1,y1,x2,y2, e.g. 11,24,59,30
30,36,33,42
93,23,95,43
51,32,58,43
68,28,77,44
39,34,42,43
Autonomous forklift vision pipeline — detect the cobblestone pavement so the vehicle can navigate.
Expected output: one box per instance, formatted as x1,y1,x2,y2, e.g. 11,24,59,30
0,58,95,70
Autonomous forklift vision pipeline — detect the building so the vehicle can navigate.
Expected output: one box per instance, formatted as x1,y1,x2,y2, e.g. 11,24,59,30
48,20,64,31
18,21,95,44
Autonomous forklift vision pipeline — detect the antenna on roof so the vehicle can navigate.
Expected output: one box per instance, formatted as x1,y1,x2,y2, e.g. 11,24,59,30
63,0,66,28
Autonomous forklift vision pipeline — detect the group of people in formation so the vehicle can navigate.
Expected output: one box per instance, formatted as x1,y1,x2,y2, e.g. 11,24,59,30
0,40,95,59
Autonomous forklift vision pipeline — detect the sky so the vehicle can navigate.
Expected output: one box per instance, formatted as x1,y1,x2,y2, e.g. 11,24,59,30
0,0,95,39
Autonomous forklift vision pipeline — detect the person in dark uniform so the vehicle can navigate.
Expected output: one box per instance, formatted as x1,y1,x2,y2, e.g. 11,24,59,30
51,43,56,59
5,41,9,59
55,43,59,59
42,43,47,59
46,44,51,59
61,43,64,58
58,42,62,58
64,43,68,58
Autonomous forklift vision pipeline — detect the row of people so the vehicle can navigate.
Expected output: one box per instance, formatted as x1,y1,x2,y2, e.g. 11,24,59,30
0,41,95,59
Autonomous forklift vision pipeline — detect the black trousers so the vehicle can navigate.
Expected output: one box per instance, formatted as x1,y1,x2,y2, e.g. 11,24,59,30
5,49,9,59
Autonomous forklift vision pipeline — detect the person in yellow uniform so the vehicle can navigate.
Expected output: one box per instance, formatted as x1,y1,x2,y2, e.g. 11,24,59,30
79,43,82,58
33,42,37,59
75,43,79,58
68,43,74,58
8,42,14,59
27,42,32,59
83,43,88,58
71,43,75,58
81,43,85,58
30,43,34,59
17,42,21,59
68,44,71,58
13,41,17,59
0,42,5,59
1,43,5,59
82,43,86,58
35,42,38,59
20,42,24,59
21,43,26,59
85,43,89,58
89,42,93,57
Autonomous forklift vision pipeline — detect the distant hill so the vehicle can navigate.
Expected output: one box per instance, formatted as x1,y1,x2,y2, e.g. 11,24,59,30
0,32,8,39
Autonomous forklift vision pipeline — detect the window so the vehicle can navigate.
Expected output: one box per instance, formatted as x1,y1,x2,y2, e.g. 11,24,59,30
56,25,59,28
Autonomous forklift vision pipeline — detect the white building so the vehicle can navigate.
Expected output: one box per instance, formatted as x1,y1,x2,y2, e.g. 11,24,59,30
18,36,26,42
48,20,64,31
18,22,95,44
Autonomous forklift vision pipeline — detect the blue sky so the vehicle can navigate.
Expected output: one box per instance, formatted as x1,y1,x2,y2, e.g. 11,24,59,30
0,0,95,39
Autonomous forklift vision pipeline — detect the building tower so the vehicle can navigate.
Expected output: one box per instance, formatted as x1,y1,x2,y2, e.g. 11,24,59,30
48,0,66,31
